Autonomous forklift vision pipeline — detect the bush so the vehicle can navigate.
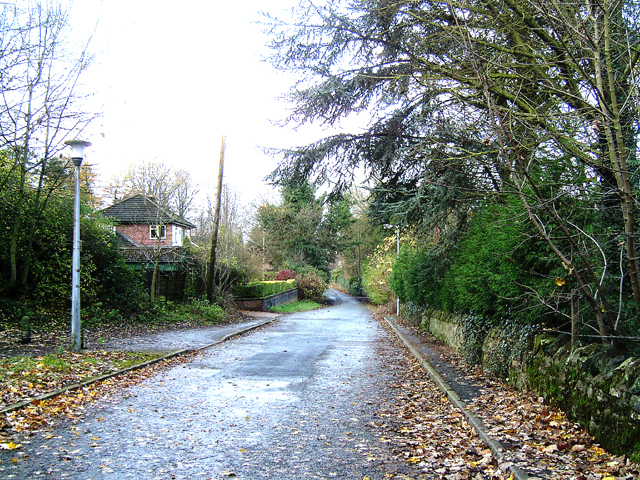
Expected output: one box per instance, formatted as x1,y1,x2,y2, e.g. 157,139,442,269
233,280,296,299
361,234,399,305
296,274,327,303
440,201,558,325
275,269,296,280
178,298,225,323
286,262,330,282
348,277,364,296
390,245,450,309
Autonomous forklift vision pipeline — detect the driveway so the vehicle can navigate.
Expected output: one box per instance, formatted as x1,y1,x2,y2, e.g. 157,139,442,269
1,290,414,479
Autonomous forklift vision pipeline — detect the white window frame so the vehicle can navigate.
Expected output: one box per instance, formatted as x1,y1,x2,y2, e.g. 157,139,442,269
172,225,182,246
150,224,166,240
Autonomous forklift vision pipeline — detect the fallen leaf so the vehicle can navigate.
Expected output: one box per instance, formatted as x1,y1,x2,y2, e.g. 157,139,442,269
0,442,22,450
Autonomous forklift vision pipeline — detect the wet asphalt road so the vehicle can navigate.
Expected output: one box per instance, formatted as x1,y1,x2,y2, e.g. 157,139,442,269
1,291,412,479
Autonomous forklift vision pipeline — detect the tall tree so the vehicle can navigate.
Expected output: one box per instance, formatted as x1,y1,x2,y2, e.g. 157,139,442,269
105,159,199,219
253,181,355,276
265,0,640,345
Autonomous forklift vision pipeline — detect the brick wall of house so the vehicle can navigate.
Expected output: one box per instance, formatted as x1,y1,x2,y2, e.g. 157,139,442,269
118,224,173,246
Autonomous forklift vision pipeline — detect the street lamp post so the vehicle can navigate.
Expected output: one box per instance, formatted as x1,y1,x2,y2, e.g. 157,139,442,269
65,139,91,351
384,224,401,316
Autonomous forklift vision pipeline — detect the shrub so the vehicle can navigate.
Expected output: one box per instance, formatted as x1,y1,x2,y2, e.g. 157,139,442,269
390,245,450,309
275,269,296,280
296,274,327,303
348,277,364,296
287,262,330,282
179,298,225,323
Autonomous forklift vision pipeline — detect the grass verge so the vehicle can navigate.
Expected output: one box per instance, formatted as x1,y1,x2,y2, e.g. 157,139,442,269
268,300,322,314
0,350,161,408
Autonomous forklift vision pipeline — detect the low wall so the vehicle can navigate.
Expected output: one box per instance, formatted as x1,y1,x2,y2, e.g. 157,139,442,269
524,336,640,458
235,288,298,312
419,309,640,458
420,308,464,350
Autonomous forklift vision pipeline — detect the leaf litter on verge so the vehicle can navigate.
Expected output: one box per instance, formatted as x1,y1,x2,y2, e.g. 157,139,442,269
0,353,196,446
374,314,640,480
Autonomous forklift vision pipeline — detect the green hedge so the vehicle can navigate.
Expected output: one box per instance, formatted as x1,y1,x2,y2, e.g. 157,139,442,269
233,280,295,299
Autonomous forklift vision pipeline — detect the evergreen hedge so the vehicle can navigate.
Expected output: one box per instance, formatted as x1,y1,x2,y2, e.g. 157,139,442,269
233,280,296,299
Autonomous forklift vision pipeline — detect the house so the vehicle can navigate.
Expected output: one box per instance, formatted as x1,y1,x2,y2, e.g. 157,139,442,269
100,194,196,249
99,194,198,300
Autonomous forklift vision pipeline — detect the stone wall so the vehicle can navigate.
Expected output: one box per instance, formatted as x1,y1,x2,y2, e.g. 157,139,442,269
235,288,298,312
419,309,640,459
420,308,464,350
523,336,640,458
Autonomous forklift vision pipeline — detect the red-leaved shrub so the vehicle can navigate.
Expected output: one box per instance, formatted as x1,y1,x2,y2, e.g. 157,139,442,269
275,269,296,281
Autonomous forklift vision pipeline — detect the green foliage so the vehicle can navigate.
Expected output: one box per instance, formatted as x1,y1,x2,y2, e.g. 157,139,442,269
390,244,451,310
482,320,539,378
174,298,225,323
82,303,125,328
0,150,148,323
288,263,329,282
362,235,395,305
460,314,492,367
441,201,560,325
254,182,356,277
268,299,321,313
332,268,364,296
348,277,364,296
233,280,296,299
400,302,427,327
0,298,47,329
265,0,640,347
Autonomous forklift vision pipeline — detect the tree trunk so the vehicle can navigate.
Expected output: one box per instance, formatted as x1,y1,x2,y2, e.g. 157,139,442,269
571,293,580,349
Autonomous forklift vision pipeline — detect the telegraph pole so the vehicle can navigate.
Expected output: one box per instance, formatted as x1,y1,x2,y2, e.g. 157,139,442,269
206,136,226,302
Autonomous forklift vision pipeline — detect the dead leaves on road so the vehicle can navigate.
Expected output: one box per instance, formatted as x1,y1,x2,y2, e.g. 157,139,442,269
468,387,639,479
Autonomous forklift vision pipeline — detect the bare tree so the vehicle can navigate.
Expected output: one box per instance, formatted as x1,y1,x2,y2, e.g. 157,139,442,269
0,1,96,295
193,184,256,294
105,159,199,219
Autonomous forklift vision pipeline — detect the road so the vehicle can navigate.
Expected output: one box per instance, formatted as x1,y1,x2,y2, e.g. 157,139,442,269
1,291,415,479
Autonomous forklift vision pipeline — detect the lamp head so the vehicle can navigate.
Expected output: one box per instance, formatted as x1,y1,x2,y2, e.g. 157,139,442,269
65,139,91,166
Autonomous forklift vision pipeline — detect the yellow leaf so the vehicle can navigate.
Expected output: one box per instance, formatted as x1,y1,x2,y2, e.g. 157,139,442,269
555,278,566,286
0,442,22,450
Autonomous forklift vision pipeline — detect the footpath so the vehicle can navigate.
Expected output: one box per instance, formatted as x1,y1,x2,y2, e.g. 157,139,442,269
385,317,529,480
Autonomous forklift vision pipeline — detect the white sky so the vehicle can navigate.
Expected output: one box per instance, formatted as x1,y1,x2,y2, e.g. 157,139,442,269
68,0,336,210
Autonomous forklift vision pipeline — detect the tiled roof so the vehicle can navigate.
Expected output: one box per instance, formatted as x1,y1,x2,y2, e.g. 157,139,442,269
100,194,196,229
115,230,141,247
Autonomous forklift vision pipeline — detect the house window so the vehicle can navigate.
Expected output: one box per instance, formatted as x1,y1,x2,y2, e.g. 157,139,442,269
150,224,166,239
